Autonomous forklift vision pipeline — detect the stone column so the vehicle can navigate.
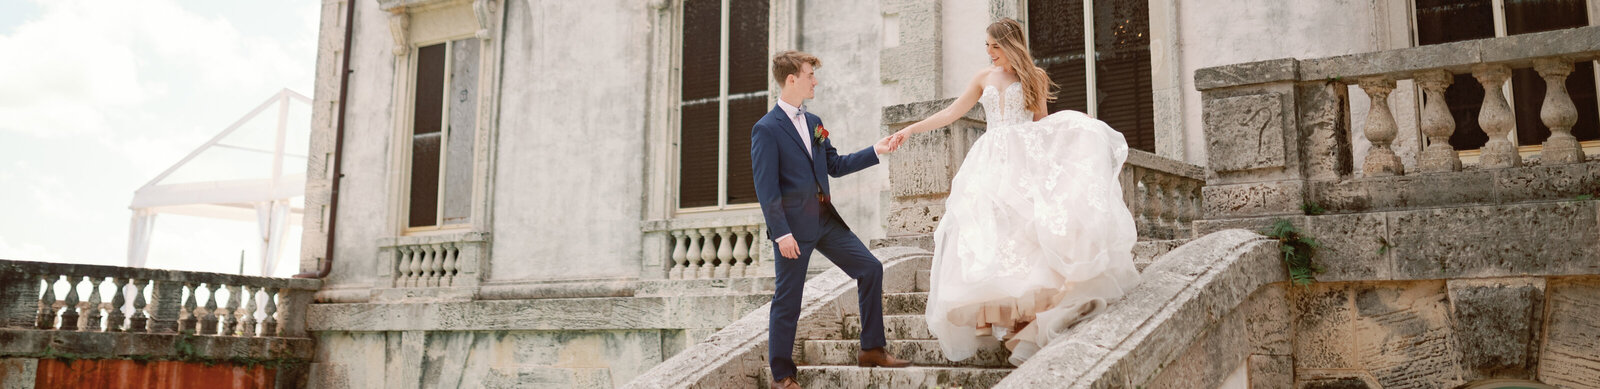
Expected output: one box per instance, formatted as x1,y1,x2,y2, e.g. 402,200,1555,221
1535,59,1584,165
0,271,40,329
1474,64,1521,168
1415,70,1461,173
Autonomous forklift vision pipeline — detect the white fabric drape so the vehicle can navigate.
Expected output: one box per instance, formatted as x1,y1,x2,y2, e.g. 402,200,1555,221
255,200,290,277
125,209,157,268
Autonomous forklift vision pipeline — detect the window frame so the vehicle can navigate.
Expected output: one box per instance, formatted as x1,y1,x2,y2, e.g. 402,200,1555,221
400,36,478,234
667,0,780,215
1017,0,1167,153
1407,0,1600,160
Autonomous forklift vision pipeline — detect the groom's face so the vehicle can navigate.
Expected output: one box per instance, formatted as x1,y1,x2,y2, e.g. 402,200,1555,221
788,63,817,100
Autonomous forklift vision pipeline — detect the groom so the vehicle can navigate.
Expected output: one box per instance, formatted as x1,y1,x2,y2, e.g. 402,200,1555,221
752,50,910,389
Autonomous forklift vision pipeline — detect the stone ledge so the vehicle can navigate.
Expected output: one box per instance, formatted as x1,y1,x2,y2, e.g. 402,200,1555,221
1195,200,1600,282
306,293,771,332
1306,162,1600,215
881,98,983,125
0,328,314,361
1194,58,1300,91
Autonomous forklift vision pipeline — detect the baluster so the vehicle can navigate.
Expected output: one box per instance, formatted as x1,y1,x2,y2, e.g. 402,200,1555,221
1359,77,1404,176
715,228,734,278
670,231,688,279
431,244,447,287
37,275,58,329
1141,174,1160,235
748,227,764,266
202,284,222,335
698,228,716,279
129,279,150,332
85,277,104,331
732,228,751,278
180,283,199,333
404,246,420,287
261,287,279,336
684,229,703,279
107,277,127,332
224,284,241,336
418,245,435,287
1536,59,1585,164
1123,167,1143,232
1474,64,1521,168
395,246,412,287
241,285,259,337
59,275,82,330
1162,176,1181,237
441,243,459,287
1416,70,1461,172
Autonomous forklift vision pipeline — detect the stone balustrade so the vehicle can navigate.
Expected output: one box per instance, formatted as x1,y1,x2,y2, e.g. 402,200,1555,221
1123,149,1206,240
0,259,318,338
1195,26,1600,219
641,215,771,280
376,231,489,290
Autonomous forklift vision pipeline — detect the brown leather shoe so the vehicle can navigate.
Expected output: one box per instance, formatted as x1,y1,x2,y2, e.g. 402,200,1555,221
857,347,913,368
770,376,801,389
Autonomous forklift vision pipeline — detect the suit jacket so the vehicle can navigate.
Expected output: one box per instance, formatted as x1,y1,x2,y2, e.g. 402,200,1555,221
750,104,879,242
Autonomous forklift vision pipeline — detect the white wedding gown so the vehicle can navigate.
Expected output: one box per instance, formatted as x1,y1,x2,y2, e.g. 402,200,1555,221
925,82,1141,365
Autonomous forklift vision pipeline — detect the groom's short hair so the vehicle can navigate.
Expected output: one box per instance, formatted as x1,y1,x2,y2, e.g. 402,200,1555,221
772,50,821,85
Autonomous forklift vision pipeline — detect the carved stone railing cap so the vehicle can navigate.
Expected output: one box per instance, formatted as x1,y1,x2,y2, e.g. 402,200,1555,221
882,97,985,125
1197,25,1600,91
377,0,472,12
1126,148,1205,180
377,231,492,248
640,213,765,233
0,259,320,290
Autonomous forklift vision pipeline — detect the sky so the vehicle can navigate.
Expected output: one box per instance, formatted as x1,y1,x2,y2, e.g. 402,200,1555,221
0,0,320,277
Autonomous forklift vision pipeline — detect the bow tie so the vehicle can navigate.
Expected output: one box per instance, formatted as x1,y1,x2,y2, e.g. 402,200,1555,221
794,105,806,120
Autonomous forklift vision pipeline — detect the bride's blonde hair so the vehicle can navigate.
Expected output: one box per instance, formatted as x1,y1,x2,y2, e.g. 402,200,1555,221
987,18,1056,116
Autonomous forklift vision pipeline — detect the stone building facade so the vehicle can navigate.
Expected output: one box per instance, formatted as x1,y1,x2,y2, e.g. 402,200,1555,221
291,0,1600,387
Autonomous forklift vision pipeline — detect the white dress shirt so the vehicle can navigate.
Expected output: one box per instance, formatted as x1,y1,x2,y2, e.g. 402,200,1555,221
776,99,812,156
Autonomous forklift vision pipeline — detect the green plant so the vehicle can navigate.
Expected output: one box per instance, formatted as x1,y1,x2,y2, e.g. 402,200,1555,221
1376,236,1393,255
1262,219,1324,286
1301,201,1326,216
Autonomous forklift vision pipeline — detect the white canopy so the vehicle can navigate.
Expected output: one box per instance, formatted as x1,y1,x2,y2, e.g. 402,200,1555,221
127,89,311,276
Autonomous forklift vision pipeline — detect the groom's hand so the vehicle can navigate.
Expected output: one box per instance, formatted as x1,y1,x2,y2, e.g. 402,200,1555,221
874,135,902,155
776,236,800,259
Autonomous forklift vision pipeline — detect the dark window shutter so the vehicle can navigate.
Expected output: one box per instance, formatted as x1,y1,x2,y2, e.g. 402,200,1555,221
1092,0,1154,152
1029,0,1089,114
726,0,769,206
409,43,447,228
679,0,723,209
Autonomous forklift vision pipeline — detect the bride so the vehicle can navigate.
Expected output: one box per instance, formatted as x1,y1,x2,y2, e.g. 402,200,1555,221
891,18,1141,366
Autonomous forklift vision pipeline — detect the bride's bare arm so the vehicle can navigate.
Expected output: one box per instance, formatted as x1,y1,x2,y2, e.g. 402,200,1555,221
1033,94,1048,121
894,71,987,137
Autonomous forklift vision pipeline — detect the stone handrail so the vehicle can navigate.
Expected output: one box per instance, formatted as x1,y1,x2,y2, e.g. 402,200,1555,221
882,97,1205,241
641,214,771,280
997,229,1281,388
620,246,930,388
1194,26,1600,219
0,259,319,338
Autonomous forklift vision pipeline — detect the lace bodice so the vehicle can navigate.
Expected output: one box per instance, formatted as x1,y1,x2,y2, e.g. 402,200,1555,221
980,82,1031,128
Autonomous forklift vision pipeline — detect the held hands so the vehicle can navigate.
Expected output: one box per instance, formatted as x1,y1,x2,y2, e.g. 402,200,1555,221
874,131,910,155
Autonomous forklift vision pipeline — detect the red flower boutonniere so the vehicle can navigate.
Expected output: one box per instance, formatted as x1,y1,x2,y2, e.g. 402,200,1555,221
813,124,829,142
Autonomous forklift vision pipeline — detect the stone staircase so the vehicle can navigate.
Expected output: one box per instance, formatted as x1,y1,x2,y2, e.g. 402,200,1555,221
761,269,1017,388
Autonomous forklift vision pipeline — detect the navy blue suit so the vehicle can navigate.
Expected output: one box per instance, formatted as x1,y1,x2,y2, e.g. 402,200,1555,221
751,104,886,382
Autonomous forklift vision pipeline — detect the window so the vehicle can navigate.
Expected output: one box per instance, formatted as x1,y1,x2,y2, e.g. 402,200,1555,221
678,0,769,211
1026,0,1156,152
406,38,479,230
1413,0,1599,154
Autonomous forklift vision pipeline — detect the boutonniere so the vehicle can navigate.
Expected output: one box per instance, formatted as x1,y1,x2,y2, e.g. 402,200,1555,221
812,124,829,142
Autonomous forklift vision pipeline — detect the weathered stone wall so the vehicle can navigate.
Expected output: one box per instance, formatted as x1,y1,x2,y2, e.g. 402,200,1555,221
310,329,682,388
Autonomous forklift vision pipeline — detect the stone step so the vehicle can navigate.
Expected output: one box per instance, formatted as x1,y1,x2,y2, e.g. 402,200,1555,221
915,269,931,292
842,314,934,340
883,292,928,316
763,366,1013,389
801,338,1013,368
